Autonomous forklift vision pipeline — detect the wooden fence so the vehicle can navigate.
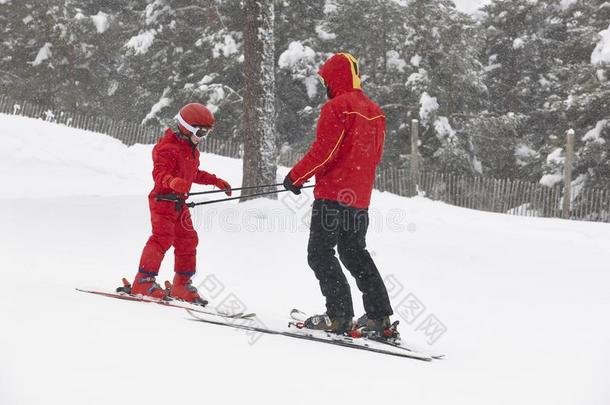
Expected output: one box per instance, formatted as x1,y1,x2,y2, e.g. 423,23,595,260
375,168,610,222
1,95,608,223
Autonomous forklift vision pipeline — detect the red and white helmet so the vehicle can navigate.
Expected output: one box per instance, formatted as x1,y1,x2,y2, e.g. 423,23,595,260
176,103,215,136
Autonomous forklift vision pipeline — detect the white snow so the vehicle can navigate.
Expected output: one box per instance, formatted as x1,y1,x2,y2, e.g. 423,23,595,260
591,24,610,65
31,42,52,66
1,114,610,405
406,68,429,88
386,50,407,72
278,41,315,69
559,0,577,9
278,42,318,99
515,143,537,166
410,54,422,67
419,92,439,123
142,89,172,125
315,25,336,40
323,0,337,14
433,116,456,142
516,143,537,159
303,75,319,99
205,85,225,113
512,37,525,49
546,147,565,165
539,147,565,187
582,120,608,144
212,34,239,58
538,75,551,88
90,11,109,34
539,172,563,187
453,0,490,14
472,156,483,173
22,15,33,24
107,80,119,96
125,30,156,55
145,0,171,26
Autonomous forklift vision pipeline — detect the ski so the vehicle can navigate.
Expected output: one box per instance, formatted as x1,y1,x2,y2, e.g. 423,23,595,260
187,309,433,361
76,288,256,320
289,309,445,360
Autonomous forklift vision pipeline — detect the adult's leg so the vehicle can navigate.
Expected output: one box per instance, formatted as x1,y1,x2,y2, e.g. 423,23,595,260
307,200,354,318
337,206,393,319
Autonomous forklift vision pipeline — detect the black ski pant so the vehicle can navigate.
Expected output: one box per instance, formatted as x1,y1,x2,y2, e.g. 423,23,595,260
307,199,393,320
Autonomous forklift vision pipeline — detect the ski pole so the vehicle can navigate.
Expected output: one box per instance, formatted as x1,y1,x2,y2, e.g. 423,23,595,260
155,183,284,202
186,185,314,207
187,182,284,197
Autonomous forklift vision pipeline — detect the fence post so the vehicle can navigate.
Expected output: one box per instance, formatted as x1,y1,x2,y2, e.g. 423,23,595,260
562,129,575,219
409,119,419,197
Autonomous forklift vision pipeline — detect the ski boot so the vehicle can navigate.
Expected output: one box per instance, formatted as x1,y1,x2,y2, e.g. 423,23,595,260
167,273,208,306
353,314,401,344
123,274,168,300
303,313,353,334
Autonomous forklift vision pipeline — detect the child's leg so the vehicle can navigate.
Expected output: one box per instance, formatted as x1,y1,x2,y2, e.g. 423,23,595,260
138,199,178,276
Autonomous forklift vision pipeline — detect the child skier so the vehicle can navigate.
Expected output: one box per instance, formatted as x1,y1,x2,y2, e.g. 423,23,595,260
131,103,231,304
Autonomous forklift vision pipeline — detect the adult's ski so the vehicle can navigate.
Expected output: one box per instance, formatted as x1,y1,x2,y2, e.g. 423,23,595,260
290,309,444,360
187,310,433,361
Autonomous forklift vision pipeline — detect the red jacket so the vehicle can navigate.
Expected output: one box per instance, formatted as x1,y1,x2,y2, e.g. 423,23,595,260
149,128,219,197
288,53,385,208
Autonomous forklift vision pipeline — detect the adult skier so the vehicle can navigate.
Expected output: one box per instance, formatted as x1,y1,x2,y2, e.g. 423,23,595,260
283,53,396,339
131,103,232,304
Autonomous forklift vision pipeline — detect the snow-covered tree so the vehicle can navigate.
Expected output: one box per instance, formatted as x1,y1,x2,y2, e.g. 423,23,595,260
1,0,609,191
544,0,610,191
401,0,487,174
275,0,327,156
477,0,565,179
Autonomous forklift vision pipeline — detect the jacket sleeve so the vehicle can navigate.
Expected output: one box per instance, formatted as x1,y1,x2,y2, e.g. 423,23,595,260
152,146,177,188
289,103,346,186
194,170,218,185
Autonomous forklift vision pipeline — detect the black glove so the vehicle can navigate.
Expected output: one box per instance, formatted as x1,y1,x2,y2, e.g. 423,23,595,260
283,173,302,195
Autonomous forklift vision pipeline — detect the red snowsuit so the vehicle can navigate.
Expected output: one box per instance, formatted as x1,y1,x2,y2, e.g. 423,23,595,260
288,53,386,208
138,129,221,276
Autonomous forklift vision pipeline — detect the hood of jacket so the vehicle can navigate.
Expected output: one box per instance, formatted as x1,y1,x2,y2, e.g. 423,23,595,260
318,52,362,99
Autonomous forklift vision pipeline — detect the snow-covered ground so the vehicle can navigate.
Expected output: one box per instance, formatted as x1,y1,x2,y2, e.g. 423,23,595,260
1,114,609,405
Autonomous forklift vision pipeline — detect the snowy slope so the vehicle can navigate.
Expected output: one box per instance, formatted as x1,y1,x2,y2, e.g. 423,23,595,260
1,114,609,405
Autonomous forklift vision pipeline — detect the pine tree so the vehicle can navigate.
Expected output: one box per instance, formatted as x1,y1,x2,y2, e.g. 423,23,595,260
275,0,327,158
543,0,610,193
477,0,564,179
401,0,486,174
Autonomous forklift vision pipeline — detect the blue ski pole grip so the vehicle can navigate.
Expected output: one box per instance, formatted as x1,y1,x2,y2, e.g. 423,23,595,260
155,193,181,202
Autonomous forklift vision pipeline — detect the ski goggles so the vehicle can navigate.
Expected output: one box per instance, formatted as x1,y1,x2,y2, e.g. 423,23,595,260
191,126,213,140
176,112,214,140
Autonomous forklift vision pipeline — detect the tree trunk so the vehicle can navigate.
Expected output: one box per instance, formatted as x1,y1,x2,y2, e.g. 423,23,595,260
241,0,277,202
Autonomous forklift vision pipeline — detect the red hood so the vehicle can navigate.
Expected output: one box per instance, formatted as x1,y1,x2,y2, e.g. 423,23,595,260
318,53,362,98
